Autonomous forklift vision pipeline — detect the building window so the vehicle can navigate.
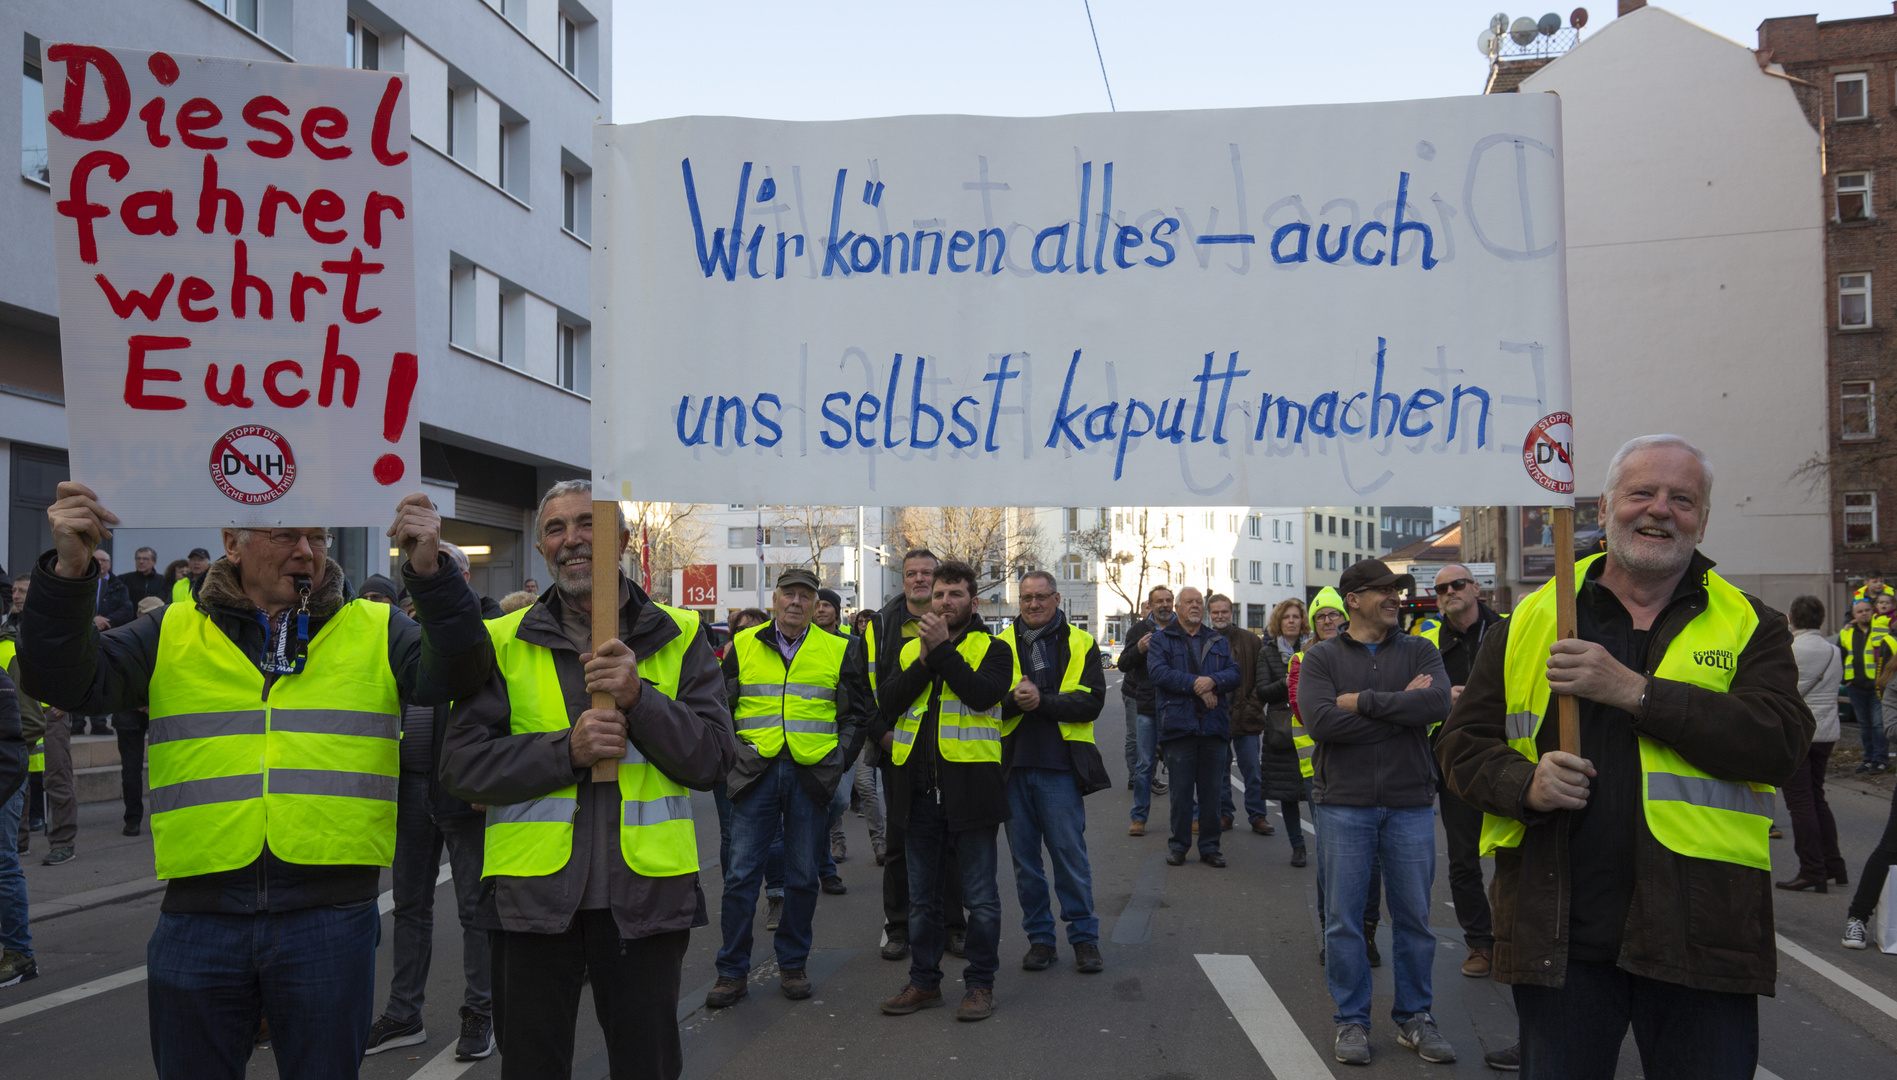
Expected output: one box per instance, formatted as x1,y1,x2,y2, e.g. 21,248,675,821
1838,73,1869,121
1270,561,1280,585
1328,516,1338,535
1845,492,1878,545
727,528,748,548
21,34,47,186
1844,380,1876,440
1059,553,1085,582
1159,517,1169,540
556,323,587,393
1205,557,1217,582
1250,560,1264,584
560,13,580,75
1228,514,1240,533
1312,512,1323,534
1354,520,1363,548
1203,512,1216,530
728,564,748,590
1249,515,1263,539
446,86,457,157
1229,558,1239,582
497,123,509,189
1838,172,1871,222
564,170,579,232
1314,548,1324,570
345,16,379,70
1065,508,1080,533
1841,274,1872,329
1329,551,1338,571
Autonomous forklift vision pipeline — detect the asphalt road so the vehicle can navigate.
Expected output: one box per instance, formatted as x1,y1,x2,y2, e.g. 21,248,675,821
5,672,1897,1079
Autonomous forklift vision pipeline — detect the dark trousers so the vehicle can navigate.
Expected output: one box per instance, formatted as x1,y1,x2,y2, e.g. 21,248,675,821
146,902,380,1080
1515,958,1757,1080
1848,787,1897,921
903,794,1001,991
1439,782,1493,949
117,725,146,825
1784,740,1847,882
384,774,491,1024
490,914,689,1080
879,764,964,939
1163,736,1228,855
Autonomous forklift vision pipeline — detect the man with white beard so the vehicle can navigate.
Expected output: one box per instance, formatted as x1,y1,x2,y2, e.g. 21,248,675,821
1437,434,1811,1080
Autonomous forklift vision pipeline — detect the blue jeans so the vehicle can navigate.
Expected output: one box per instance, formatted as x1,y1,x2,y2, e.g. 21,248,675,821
1221,734,1269,823
1163,736,1229,855
818,774,851,879
0,789,28,956
1515,958,1757,1080
717,756,825,978
1005,768,1098,946
1130,713,1158,823
1305,780,1382,924
1122,695,1139,776
1850,685,1887,766
147,902,379,1080
905,794,1001,991
715,778,785,897
1314,803,1436,1029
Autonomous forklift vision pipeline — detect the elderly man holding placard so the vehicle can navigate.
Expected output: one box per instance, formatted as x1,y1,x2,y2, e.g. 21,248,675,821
19,482,493,1079
1438,435,1812,1080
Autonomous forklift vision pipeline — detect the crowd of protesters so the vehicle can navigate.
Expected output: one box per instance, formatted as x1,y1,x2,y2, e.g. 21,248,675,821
0,433,1891,1080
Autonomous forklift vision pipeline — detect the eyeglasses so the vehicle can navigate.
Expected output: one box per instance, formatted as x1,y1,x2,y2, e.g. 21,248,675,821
1432,578,1475,595
1019,592,1057,603
1313,610,1344,621
261,530,332,550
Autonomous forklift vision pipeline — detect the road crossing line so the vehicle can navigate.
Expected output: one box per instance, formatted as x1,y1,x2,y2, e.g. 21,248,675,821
405,1039,480,1080
0,863,453,1028
1195,953,1338,1080
1776,932,1897,1022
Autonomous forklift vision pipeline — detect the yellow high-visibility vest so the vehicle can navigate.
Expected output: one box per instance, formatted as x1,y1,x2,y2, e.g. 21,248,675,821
1288,650,1316,779
1842,625,1895,682
481,602,699,879
170,577,193,605
890,632,1002,766
1482,553,1774,871
146,601,400,880
996,622,1096,744
1,639,49,773
730,622,845,764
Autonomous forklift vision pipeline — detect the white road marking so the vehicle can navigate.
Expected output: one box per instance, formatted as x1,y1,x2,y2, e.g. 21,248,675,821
1757,1067,1785,1080
1777,933,1897,1021
0,864,453,1027
1195,953,1338,1080
407,1038,480,1080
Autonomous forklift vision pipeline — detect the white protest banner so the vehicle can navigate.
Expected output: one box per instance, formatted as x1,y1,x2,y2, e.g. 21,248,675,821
42,45,416,526
593,95,1574,508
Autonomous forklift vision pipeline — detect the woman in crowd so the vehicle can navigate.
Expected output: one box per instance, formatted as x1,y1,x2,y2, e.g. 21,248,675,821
1777,596,1846,893
1256,598,1309,865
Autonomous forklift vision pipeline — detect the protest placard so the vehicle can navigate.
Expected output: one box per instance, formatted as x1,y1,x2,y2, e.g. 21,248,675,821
42,44,416,527
591,94,1574,510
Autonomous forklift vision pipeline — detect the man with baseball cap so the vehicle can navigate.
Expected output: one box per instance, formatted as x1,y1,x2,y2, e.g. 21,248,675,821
1298,557,1454,1067
171,548,213,606
708,566,873,1007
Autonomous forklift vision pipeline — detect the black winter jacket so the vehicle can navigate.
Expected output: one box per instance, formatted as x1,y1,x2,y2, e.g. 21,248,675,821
1115,617,1165,713
871,615,1014,831
999,616,1112,796
1254,642,1306,802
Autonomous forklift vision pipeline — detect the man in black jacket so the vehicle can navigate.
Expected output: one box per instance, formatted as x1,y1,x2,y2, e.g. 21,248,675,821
1116,585,1174,835
21,482,493,1080
871,561,1013,1022
119,546,168,607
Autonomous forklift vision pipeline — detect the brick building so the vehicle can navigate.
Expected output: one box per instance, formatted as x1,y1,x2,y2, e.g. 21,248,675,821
1759,8,1897,590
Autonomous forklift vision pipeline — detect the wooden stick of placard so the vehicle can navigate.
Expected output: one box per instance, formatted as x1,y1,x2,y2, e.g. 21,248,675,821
1552,505,1580,756
590,499,621,783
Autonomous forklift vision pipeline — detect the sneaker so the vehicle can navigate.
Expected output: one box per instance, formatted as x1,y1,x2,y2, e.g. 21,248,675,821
1074,942,1104,974
880,933,910,961
454,1007,494,1061
1201,851,1227,868
122,822,141,837
363,1014,427,1055
821,875,848,895
1856,762,1874,774
946,930,967,958
764,896,783,931
1022,943,1056,971
1365,921,1381,967
1128,820,1146,837
1844,916,1870,950
955,986,994,1021
40,847,75,867
1397,1012,1456,1063
1166,849,1186,866
830,837,848,863
0,949,38,988
873,842,887,867
780,968,812,1000
1484,1041,1521,1071
1462,947,1492,978
878,983,943,1015
1334,1023,1371,1066
705,975,748,1008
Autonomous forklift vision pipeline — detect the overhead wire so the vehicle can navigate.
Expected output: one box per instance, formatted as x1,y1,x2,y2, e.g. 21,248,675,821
1082,0,1117,111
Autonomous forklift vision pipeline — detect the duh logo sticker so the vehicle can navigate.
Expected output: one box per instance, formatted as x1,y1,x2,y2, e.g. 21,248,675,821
210,425,297,505
1523,413,1573,495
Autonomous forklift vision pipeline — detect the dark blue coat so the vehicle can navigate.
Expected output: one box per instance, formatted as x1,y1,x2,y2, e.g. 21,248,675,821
1146,619,1240,743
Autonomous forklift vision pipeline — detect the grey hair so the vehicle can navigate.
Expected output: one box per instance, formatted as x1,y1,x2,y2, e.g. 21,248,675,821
1602,434,1714,504
1020,569,1058,593
534,479,630,538
438,541,471,576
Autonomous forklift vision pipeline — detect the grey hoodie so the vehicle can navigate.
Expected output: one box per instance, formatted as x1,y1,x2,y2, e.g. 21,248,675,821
1296,627,1452,809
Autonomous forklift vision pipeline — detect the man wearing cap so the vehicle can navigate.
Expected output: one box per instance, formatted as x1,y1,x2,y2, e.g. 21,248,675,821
1297,558,1454,1066
707,566,873,1007
172,547,211,605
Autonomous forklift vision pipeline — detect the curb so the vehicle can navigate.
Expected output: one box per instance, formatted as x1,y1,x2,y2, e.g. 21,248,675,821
29,877,166,923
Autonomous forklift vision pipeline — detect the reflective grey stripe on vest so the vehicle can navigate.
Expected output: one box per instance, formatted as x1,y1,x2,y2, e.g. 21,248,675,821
784,718,836,735
149,772,264,814
891,728,915,747
1505,712,1540,742
1647,772,1776,819
1297,743,1315,759
623,794,693,828
149,710,267,746
619,741,649,765
270,709,400,741
486,796,577,826
738,682,837,701
269,768,399,802
736,713,783,731
942,722,1001,742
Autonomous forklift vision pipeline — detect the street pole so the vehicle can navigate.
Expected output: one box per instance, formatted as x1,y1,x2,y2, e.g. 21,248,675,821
856,504,866,613
1553,505,1579,755
756,508,766,611
590,499,622,783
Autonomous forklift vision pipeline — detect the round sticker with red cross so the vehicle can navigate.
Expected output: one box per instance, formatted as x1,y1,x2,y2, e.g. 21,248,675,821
209,425,298,505
1522,413,1574,495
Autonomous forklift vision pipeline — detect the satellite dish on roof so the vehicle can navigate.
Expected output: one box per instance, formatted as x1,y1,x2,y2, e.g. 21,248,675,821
1491,12,1510,36
1571,7,1588,29
1510,16,1539,46
1477,27,1498,56
1538,12,1561,35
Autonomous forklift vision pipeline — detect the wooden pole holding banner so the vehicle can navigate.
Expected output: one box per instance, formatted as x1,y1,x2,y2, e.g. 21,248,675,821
1552,506,1581,756
591,499,622,783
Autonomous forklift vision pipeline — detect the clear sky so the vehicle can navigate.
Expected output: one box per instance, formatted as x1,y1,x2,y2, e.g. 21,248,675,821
611,1,1896,123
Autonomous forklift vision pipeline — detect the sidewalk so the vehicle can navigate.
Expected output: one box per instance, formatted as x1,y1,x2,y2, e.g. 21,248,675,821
18,798,162,922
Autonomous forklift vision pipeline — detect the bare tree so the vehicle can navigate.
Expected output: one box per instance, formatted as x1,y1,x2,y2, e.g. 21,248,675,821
893,507,1044,587
767,504,856,587
1096,509,1174,614
1794,382,1893,497
622,502,708,603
